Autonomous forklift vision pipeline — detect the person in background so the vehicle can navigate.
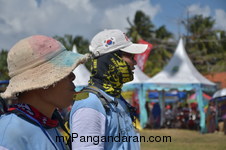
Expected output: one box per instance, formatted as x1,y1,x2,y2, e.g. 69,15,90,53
152,103,161,129
70,29,148,150
0,35,89,150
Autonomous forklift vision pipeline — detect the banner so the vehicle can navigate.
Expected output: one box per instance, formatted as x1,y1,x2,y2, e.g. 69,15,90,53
134,40,153,71
132,90,140,115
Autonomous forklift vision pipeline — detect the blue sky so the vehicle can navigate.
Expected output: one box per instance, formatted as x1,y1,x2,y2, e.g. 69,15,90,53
0,0,225,50
152,0,226,36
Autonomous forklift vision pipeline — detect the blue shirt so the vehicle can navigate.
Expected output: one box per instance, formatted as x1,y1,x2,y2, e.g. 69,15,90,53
70,90,140,150
0,113,67,150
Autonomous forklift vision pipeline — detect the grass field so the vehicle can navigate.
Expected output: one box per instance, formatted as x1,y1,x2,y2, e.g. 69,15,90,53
140,129,226,150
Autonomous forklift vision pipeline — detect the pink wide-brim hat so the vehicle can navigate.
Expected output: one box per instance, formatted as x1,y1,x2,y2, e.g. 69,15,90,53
1,35,90,99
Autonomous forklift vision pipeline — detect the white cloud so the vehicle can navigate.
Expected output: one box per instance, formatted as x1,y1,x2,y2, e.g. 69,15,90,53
215,9,226,31
0,0,97,49
101,0,160,33
0,0,160,50
187,4,211,17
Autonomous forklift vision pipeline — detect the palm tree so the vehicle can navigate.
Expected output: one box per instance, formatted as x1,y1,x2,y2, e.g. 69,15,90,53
0,50,9,80
185,15,226,73
126,10,175,76
155,25,173,40
53,35,89,54
126,10,155,42
53,34,91,70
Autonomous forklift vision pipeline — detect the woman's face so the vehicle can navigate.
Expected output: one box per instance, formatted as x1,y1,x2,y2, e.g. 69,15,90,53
41,72,76,109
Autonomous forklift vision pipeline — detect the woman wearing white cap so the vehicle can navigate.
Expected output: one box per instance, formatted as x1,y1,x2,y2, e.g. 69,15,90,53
0,35,89,150
70,29,148,150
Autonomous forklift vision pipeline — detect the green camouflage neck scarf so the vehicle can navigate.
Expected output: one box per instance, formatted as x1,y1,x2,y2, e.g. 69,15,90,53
89,51,133,97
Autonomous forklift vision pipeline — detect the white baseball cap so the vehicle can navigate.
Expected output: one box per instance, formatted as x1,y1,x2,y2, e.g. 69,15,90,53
89,29,148,57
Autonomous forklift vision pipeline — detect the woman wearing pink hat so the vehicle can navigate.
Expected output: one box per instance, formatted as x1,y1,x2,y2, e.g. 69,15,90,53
0,35,89,150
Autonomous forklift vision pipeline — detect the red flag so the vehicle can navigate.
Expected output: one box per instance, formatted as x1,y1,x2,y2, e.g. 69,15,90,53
132,90,140,115
134,40,153,71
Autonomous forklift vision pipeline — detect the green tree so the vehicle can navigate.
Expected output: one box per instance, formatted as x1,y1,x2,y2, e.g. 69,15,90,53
0,50,9,80
127,10,155,42
126,10,174,76
53,34,91,71
54,34,74,50
155,25,173,40
185,15,226,73
73,36,90,54
53,35,89,54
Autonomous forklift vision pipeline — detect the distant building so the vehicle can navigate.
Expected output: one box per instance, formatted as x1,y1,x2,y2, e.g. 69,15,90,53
205,72,226,89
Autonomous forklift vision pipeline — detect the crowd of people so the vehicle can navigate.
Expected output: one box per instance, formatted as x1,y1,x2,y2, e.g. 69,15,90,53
146,102,200,130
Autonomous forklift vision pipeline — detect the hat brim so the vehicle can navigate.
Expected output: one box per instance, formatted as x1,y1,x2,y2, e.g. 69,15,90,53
1,50,89,99
120,43,148,54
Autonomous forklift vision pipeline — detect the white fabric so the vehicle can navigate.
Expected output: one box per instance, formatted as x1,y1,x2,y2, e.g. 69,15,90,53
72,65,90,86
146,38,215,85
213,88,226,98
71,108,105,150
72,46,91,86
121,43,147,55
89,29,147,57
125,65,150,84
0,146,9,150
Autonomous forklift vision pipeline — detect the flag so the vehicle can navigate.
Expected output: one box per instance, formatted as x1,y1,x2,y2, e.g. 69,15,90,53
134,40,153,71
132,90,140,115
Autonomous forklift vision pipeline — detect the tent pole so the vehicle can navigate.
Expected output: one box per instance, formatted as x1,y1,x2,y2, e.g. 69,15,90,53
159,90,165,127
139,84,148,128
196,86,206,133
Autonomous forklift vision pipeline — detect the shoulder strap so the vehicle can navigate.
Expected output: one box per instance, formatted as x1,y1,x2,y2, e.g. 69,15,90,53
84,87,138,125
64,86,116,149
120,96,138,123
53,110,71,149
82,86,118,110
8,108,41,126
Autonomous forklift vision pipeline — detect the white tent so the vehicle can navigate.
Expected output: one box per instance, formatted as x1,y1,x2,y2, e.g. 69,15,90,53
146,39,215,85
213,88,226,98
210,88,226,129
142,38,216,132
72,45,90,88
125,65,150,85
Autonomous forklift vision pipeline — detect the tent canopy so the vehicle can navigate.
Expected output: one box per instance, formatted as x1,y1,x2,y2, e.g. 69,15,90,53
146,38,215,86
72,45,90,87
212,88,226,99
148,91,187,99
125,65,150,85
143,38,216,132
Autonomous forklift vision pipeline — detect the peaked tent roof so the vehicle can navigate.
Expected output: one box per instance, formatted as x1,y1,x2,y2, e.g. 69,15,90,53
125,65,150,84
72,45,91,86
146,38,215,85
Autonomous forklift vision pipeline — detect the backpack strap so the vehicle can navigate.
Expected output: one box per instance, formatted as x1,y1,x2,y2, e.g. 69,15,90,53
82,86,118,110
76,86,136,121
53,110,71,149
0,96,43,126
0,97,71,149
65,86,117,149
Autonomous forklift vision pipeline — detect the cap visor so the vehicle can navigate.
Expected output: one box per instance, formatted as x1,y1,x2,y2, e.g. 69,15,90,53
120,43,148,54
